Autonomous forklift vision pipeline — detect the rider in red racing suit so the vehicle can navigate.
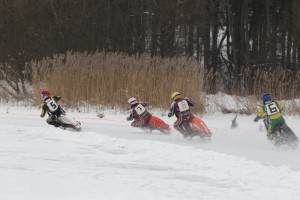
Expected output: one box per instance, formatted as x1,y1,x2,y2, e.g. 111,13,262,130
168,92,195,136
126,97,152,128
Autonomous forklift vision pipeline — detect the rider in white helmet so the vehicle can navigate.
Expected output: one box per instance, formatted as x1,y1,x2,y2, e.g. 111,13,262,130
126,97,152,128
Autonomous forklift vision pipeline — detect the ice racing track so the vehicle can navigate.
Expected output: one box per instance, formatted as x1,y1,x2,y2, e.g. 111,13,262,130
1,109,300,170
1,108,300,200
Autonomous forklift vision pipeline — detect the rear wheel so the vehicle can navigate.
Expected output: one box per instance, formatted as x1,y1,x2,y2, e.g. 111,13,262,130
278,124,298,148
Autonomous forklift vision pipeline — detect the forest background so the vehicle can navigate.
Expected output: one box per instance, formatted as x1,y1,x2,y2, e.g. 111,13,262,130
0,0,300,113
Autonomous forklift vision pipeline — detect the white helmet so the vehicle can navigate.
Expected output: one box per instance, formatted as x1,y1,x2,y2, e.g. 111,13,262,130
127,97,138,106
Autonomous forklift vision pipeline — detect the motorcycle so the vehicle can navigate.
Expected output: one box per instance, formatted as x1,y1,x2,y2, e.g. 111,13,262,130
181,116,212,139
145,115,171,134
47,112,82,132
261,115,298,148
131,115,171,134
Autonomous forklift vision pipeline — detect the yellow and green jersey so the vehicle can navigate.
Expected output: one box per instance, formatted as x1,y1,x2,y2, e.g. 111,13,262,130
257,100,283,119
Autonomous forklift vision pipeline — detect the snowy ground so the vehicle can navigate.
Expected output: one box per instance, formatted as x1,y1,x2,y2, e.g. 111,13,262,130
0,106,300,200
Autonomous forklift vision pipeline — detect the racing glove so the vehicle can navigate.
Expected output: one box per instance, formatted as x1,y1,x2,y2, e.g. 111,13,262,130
126,114,133,121
254,116,260,122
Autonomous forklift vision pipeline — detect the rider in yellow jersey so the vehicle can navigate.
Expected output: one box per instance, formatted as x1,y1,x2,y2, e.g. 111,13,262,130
254,93,285,140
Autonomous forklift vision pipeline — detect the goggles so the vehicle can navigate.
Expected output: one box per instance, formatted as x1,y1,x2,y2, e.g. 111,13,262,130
41,94,49,101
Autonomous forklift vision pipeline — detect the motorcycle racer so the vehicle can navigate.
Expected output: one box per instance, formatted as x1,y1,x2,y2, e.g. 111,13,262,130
40,90,65,127
126,97,152,128
168,92,195,137
254,93,285,141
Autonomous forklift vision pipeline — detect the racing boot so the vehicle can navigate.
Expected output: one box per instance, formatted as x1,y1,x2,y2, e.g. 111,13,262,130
174,125,188,138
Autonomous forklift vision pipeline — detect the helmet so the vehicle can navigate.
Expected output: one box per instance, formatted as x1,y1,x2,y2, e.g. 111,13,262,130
171,92,181,100
41,90,51,101
127,97,138,106
261,93,272,102
41,90,51,96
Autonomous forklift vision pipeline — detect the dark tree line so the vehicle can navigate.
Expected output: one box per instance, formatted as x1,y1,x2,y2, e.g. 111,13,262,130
0,0,299,95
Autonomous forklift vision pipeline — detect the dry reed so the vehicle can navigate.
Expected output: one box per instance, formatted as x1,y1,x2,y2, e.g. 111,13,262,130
213,65,300,101
30,51,205,113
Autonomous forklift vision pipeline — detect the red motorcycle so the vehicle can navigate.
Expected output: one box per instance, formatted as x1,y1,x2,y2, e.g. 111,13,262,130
140,116,171,134
181,116,212,139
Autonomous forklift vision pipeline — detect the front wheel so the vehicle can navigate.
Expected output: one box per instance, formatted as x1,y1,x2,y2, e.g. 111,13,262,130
148,116,171,134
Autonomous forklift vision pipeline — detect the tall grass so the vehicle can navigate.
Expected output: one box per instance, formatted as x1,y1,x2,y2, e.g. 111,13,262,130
205,65,300,101
30,51,205,113
251,66,300,100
